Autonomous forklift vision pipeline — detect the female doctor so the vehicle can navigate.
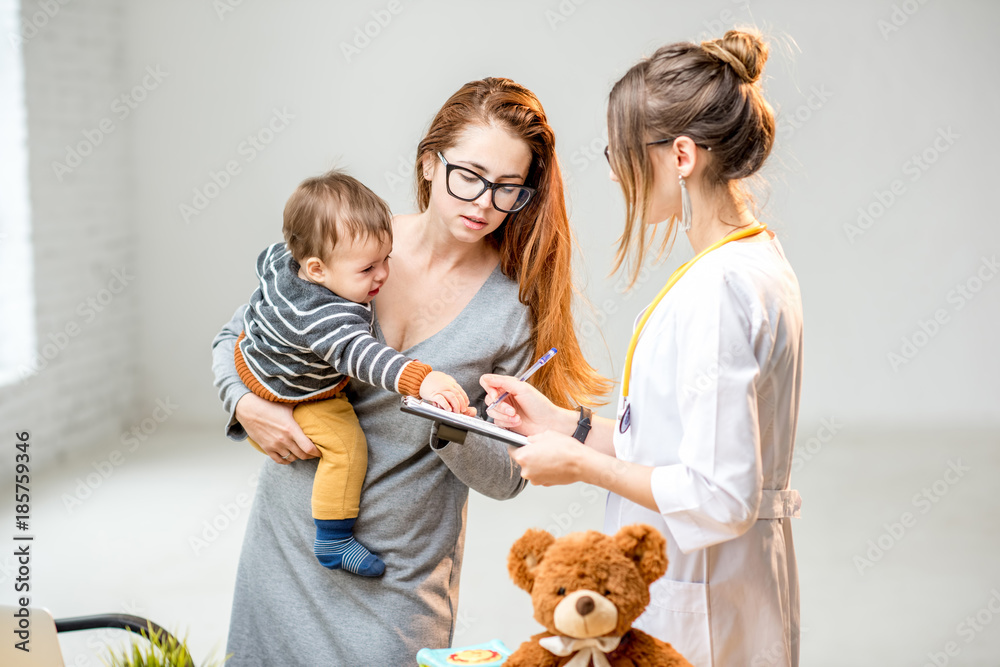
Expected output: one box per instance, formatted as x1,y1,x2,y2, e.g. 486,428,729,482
481,29,804,666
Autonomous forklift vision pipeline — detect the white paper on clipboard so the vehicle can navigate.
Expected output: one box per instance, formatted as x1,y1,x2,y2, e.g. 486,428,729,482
400,396,528,447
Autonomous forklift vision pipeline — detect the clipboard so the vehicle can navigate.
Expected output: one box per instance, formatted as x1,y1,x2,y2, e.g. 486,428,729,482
400,396,528,447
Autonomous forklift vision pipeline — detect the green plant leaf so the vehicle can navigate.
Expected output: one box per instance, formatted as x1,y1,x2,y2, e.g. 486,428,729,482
100,622,229,667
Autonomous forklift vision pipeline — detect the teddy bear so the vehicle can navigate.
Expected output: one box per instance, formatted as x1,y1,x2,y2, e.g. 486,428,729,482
505,524,692,667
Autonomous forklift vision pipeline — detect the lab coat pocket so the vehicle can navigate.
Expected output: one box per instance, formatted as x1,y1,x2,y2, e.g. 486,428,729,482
636,577,713,667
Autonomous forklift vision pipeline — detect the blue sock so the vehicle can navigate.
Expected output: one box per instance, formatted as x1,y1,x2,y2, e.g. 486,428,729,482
314,518,385,577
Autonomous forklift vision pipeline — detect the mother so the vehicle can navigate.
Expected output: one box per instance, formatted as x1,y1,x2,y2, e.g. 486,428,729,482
211,77,609,664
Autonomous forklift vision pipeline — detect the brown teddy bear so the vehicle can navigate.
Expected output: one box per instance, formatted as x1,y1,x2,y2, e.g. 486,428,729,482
505,524,692,667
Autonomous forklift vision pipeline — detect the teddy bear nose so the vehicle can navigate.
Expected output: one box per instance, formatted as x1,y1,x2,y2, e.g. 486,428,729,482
575,595,595,616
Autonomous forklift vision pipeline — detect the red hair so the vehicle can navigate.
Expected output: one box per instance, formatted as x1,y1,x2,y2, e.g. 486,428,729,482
415,78,611,408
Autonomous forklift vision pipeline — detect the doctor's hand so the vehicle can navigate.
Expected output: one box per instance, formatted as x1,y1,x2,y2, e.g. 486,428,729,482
480,373,576,436
235,393,319,464
510,430,594,487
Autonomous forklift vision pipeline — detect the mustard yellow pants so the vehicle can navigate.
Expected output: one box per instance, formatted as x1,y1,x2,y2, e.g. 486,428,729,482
247,394,367,520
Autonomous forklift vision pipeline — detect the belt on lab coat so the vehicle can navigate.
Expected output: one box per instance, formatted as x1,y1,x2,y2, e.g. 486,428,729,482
757,489,802,519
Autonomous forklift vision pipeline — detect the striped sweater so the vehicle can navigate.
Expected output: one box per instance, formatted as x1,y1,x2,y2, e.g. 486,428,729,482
236,243,430,403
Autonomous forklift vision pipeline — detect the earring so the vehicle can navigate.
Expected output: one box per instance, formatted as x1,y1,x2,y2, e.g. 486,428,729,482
678,175,692,232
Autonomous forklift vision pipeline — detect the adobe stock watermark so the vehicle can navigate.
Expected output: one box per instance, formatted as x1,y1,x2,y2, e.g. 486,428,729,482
7,0,72,49
577,296,621,346
887,255,998,372
566,132,608,176
188,470,259,556
383,152,416,192
920,589,1000,667
578,260,662,348
556,130,605,192
544,0,589,31
213,0,244,21
408,274,466,336
750,626,807,667
702,0,750,36
452,608,480,642
62,600,146,667
543,484,606,539
878,0,933,40
60,397,180,513
18,267,134,380
340,0,405,63
853,459,970,575
791,417,844,472
679,342,748,399
777,85,833,141
51,65,168,181
0,552,22,587
179,107,294,224
843,126,958,244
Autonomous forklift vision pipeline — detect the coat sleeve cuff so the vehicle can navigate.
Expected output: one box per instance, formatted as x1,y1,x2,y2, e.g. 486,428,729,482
650,464,712,554
651,464,759,553
398,359,432,396
224,388,251,441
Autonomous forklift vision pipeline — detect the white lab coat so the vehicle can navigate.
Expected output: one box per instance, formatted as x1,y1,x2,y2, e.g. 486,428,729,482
605,233,804,667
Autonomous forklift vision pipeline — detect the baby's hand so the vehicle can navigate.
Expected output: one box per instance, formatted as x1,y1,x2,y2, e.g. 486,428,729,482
420,371,474,415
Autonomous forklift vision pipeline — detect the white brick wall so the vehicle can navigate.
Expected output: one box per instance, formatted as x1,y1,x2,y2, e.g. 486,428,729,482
0,0,138,468
0,0,35,387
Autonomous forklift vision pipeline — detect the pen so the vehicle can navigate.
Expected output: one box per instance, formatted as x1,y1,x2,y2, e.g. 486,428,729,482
486,347,558,411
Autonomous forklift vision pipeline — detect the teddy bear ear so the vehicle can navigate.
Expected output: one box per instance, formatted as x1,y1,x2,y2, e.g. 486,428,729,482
507,528,556,592
613,524,668,586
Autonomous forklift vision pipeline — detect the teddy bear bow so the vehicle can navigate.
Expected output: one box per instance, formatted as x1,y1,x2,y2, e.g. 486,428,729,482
538,635,623,667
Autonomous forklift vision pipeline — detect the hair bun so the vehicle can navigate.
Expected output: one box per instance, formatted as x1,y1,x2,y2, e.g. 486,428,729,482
700,29,769,84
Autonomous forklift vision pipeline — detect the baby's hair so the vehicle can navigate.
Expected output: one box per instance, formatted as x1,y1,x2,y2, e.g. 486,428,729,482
283,169,392,263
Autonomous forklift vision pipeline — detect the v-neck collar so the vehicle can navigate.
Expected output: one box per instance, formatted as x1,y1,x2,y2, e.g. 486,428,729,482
372,262,504,356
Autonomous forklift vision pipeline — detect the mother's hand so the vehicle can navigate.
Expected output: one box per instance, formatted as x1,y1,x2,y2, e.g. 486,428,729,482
234,393,319,464
480,373,574,436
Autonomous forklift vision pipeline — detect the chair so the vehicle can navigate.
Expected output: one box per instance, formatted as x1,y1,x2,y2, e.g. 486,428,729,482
1,605,192,667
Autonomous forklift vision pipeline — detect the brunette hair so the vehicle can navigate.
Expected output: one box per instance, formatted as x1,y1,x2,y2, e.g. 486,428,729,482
414,77,611,408
607,28,776,286
283,169,392,263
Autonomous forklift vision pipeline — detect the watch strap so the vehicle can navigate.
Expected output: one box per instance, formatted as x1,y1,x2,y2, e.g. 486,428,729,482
572,406,593,443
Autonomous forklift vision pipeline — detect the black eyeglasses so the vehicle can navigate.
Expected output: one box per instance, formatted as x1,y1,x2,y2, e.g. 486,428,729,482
603,137,712,164
437,152,536,213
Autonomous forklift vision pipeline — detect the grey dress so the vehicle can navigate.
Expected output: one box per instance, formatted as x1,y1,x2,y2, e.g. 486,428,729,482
210,265,533,666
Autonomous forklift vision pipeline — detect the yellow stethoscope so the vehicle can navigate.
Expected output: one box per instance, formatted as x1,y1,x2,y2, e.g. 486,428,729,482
621,221,768,399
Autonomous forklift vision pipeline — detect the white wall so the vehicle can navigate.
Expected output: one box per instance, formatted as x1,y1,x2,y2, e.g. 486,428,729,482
117,0,999,435
0,0,36,387
4,2,998,453
0,0,137,467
